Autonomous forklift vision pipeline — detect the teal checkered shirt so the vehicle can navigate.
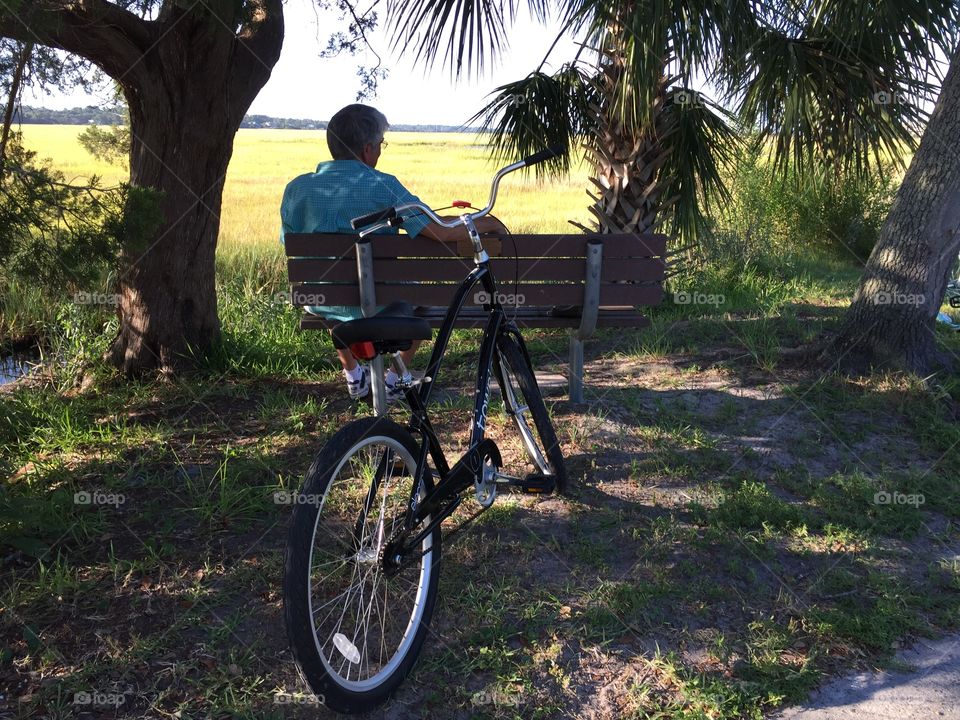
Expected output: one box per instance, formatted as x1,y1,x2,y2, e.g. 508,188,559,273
280,159,432,322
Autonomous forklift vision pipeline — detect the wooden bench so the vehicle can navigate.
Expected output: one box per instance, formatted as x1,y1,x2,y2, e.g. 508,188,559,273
284,232,668,412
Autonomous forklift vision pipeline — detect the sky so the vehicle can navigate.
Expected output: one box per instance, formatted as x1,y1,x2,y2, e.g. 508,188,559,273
24,0,584,127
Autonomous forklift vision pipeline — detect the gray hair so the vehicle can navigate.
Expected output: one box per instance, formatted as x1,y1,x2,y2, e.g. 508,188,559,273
326,104,389,160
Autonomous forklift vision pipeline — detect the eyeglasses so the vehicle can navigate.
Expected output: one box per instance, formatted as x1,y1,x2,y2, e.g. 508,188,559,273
379,139,389,149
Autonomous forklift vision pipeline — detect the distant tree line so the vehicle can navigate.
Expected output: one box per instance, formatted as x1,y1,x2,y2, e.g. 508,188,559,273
14,105,123,125
14,106,471,132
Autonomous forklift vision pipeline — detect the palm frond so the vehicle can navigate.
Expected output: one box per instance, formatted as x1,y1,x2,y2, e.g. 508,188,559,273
563,0,757,128
733,28,932,179
812,0,959,63
656,89,741,240
386,0,549,78
468,64,598,176
728,0,959,179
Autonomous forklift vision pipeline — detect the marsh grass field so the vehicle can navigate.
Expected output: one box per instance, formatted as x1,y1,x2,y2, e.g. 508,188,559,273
17,125,595,244
2,126,960,719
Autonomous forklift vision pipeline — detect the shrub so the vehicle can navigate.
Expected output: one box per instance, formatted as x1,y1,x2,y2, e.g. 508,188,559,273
0,135,123,291
713,146,897,264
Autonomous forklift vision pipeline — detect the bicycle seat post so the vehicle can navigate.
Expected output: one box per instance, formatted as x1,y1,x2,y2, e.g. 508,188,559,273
391,352,410,379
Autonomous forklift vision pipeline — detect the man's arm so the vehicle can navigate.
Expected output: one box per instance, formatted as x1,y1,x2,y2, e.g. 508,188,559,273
418,216,507,243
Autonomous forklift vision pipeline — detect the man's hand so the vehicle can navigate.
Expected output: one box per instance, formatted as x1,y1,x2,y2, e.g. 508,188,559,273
476,216,508,235
419,215,507,244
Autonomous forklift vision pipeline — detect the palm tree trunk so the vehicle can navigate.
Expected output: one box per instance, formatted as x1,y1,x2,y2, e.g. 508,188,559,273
578,42,673,235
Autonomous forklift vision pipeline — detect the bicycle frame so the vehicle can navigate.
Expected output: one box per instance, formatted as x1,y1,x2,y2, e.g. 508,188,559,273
395,256,517,537
352,150,564,559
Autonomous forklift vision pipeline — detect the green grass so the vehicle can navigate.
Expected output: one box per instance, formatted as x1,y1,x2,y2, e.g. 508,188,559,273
4,350,960,718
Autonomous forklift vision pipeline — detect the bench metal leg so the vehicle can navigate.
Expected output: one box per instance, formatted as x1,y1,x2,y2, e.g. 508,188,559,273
569,335,584,404
569,242,601,405
371,356,387,416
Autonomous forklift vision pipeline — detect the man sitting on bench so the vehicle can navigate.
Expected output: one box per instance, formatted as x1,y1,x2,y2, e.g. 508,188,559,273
280,103,506,401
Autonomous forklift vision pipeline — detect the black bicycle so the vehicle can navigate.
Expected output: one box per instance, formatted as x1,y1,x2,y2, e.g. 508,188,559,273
283,148,567,713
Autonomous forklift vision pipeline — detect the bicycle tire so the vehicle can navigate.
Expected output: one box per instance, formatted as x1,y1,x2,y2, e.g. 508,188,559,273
496,334,567,493
283,416,441,714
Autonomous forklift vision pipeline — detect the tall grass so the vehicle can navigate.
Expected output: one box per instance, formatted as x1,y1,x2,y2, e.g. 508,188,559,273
661,149,899,322
714,147,899,263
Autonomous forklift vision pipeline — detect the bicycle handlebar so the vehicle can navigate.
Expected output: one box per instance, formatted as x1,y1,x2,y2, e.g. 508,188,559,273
350,206,397,231
351,145,566,237
520,144,565,167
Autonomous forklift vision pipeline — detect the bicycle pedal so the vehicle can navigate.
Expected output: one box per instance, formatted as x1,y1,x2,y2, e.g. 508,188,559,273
512,473,556,494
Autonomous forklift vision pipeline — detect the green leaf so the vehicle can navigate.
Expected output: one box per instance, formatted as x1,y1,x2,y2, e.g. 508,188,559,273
468,64,598,177
22,625,41,654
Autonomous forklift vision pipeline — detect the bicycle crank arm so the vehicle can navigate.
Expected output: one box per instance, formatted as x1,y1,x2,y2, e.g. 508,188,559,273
415,439,502,522
491,469,557,494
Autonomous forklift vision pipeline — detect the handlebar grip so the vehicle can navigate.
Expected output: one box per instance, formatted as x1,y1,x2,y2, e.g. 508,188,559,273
521,144,566,167
351,206,397,230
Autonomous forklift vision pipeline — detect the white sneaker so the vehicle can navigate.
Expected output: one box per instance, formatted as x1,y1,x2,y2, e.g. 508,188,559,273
385,372,413,404
346,366,370,399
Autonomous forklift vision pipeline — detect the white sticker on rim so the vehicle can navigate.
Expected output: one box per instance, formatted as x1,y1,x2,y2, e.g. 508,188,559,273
333,632,361,664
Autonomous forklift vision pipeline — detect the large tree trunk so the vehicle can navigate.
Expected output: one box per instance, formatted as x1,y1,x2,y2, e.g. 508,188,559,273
824,49,960,375
0,1,283,375
108,86,234,374
104,4,282,375
107,34,244,374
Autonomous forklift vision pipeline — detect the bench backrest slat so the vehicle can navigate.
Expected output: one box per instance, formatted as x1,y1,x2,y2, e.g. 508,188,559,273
287,256,666,284
290,282,663,307
284,232,667,258
284,232,667,311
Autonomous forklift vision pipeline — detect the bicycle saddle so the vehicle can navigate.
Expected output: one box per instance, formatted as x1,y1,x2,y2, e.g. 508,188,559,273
331,302,432,355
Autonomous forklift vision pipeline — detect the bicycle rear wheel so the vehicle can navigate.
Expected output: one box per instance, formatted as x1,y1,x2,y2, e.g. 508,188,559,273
495,334,567,493
283,416,440,714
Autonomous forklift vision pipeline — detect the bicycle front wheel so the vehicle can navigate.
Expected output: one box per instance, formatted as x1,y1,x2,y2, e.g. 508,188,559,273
283,417,441,714
496,334,567,493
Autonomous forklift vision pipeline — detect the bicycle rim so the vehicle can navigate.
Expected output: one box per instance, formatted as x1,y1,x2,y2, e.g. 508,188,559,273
307,434,433,690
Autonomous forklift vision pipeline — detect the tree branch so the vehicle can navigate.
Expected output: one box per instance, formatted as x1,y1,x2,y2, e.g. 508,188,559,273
236,0,284,67
230,0,284,109
0,0,152,81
